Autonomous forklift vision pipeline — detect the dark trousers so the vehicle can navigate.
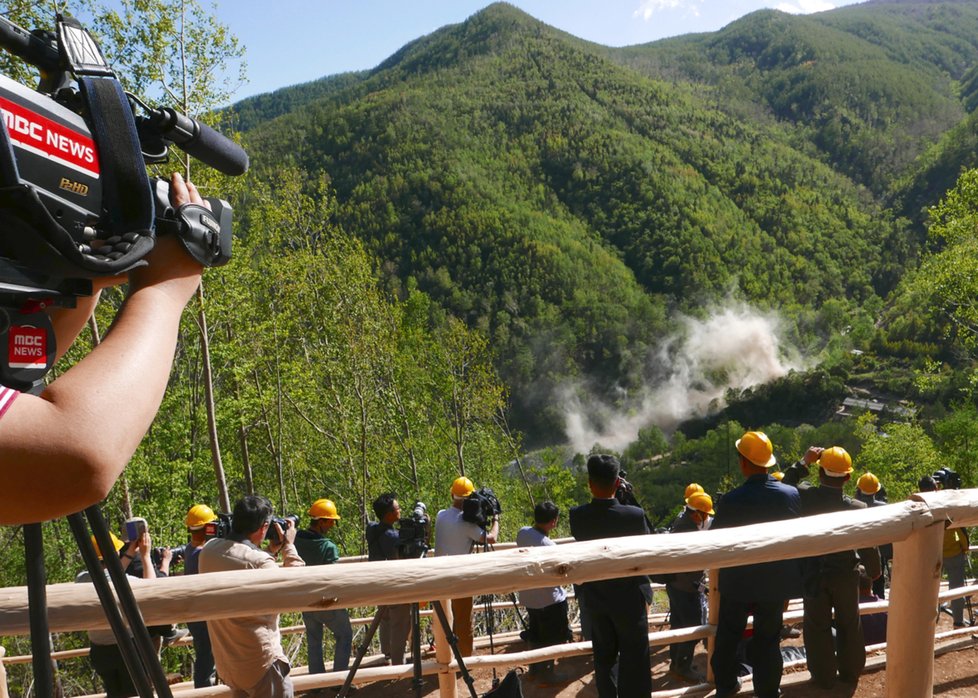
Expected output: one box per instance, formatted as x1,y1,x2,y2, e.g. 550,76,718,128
526,600,571,673
587,596,651,697
188,620,214,688
804,568,865,687
666,584,704,670
89,643,136,698
711,597,785,698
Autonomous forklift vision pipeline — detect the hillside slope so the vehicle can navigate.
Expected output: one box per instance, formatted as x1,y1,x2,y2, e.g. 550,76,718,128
234,2,962,439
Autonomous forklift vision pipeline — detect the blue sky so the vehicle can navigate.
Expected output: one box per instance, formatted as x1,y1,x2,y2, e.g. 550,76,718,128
216,0,864,102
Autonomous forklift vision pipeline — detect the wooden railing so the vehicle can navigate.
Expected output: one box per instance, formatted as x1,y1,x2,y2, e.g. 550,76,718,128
0,489,975,697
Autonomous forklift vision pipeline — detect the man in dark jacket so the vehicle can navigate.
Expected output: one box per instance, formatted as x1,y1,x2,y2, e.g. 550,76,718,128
665,490,713,683
569,454,651,698
365,492,412,665
783,446,880,690
710,431,803,698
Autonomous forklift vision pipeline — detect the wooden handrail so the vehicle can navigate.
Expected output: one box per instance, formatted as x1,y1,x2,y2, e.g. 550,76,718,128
0,489,975,697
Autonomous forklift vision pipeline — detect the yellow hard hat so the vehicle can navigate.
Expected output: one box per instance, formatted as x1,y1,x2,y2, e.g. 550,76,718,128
91,532,124,560
685,492,715,516
451,476,475,498
857,472,880,495
308,499,340,520
736,431,776,468
771,470,785,481
684,483,704,500
186,504,218,529
819,446,853,476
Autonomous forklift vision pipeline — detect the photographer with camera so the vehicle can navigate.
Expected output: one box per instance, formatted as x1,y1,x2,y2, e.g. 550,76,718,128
120,516,189,650
433,476,499,657
293,498,354,677
199,495,304,696
183,504,219,687
921,471,971,627
0,172,205,525
365,493,413,665
75,529,156,698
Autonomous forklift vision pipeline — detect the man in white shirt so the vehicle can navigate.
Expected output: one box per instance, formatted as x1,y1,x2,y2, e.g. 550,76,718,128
433,476,499,656
516,501,571,684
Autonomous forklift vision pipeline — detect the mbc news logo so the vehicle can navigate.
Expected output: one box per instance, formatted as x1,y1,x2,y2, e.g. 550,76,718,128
8,325,47,370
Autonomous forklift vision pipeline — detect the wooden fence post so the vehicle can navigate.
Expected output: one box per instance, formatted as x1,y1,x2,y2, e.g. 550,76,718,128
0,645,8,698
885,519,945,697
706,568,719,684
432,599,457,698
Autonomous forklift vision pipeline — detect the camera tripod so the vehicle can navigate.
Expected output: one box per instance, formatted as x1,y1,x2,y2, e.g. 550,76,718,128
338,600,479,698
338,542,478,698
25,507,174,698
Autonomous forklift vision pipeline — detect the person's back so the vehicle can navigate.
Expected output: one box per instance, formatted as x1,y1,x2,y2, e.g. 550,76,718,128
712,472,803,602
569,454,651,698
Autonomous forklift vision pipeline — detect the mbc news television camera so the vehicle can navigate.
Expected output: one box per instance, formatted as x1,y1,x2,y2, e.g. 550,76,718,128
462,486,501,530
0,12,247,392
397,501,431,558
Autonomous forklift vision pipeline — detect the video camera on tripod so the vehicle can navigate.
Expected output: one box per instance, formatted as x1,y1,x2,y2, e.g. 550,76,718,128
0,11,247,392
397,501,431,558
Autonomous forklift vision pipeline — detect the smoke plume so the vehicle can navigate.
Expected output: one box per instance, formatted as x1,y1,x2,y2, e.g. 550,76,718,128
563,303,804,453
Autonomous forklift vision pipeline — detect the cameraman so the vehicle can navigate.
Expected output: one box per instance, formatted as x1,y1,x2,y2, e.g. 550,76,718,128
199,495,304,697
0,172,204,525
365,493,411,665
924,472,971,627
294,498,353,675
433,476,499,657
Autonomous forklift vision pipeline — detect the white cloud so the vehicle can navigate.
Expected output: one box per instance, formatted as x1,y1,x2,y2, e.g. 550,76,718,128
775,0,837,14
633,0,703,22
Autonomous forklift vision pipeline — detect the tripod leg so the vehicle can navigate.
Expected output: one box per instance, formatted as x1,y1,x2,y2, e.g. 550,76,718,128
432,601,478,698
84,507,174,698
68,513,155,698
411,603,423,698
24,523,55,698
338,607,385,698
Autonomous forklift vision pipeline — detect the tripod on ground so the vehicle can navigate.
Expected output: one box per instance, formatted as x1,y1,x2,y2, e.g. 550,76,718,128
339,599,479,698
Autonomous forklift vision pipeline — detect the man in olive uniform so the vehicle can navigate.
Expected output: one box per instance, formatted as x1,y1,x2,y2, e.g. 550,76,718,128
783,446,881,690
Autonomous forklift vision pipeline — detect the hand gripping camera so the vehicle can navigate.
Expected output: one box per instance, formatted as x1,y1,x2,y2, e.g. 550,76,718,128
0,12,247,391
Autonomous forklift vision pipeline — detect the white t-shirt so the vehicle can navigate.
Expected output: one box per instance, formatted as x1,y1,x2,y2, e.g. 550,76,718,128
515,525,567,609
434,506,485,556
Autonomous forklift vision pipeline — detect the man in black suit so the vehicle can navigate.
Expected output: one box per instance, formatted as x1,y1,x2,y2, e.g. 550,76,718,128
569,454,651,698
710,431,803,698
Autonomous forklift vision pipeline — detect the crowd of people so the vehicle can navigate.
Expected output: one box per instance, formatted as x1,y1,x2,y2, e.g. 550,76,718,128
72,428,969,698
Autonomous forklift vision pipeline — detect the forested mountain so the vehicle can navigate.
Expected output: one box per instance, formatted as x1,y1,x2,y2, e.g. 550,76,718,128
608,1,978,198
231,1,975,442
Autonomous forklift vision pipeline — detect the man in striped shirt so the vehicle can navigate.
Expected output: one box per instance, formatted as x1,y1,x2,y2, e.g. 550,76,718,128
0,172,205,525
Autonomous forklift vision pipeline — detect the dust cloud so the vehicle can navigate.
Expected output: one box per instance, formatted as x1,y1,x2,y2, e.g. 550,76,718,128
563,304,803,453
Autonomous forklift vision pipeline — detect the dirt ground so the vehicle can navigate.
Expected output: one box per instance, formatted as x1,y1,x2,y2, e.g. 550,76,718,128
321,612,978,697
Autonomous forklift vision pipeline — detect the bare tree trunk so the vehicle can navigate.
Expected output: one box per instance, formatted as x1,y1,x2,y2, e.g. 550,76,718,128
495,406,534,509
238,424,254,497
196,286,230,513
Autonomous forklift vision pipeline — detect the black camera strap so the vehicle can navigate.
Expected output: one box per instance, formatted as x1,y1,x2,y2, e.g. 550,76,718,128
58,14,154,242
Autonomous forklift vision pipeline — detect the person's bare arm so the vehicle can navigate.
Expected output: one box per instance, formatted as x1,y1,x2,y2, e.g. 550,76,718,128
0,173,205,524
